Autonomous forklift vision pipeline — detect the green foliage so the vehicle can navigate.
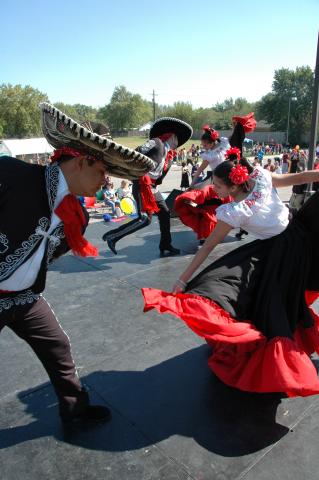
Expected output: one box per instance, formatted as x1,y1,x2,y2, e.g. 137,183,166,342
256,66,314,144
0,84,49,138
98,85,152,131
0,66,315,143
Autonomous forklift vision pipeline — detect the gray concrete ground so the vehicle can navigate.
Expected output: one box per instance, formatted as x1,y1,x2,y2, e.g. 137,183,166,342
1,173,316,480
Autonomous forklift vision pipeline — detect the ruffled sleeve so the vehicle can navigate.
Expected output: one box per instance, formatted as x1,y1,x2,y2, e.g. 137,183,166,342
215,167,273,229
216,203,246,229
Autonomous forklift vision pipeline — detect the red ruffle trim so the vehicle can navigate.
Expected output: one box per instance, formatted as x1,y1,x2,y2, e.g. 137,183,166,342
174,187,231,239
139,176,160,215
142,288,319,397
232,112,257,133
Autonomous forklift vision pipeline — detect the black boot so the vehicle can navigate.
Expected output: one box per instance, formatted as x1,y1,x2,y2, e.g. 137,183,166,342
159,244,180,256
103,214,151,255
105,236,117,255
61,405,111,424
235,228,248,240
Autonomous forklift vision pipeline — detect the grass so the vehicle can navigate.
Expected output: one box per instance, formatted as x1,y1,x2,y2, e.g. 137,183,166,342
113,136,265,160
113,136,201,151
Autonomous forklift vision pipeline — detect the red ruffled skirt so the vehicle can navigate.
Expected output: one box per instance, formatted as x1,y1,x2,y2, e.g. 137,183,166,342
174,186,231,239
142,289,319,397
142,192,319,397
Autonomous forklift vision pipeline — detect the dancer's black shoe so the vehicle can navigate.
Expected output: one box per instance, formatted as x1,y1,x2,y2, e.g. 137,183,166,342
159,245,180,256
61,405,111,424
102,233,118,255
235,229,248,240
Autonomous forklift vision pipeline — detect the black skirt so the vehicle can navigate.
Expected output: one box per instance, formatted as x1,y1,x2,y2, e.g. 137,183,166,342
180,171,190,188
143,192,319,397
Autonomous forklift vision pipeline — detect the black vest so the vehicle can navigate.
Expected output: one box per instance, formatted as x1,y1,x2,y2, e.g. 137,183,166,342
0,157,84,299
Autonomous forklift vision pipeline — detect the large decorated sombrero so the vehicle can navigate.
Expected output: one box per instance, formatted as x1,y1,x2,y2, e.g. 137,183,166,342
149,117,193,147
40,103,156,180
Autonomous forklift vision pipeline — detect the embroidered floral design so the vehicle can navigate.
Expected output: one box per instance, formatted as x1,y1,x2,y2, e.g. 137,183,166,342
0,290,40,313
46,225,65,265
0,217,50,281
45,163,60,213
0,233,9,254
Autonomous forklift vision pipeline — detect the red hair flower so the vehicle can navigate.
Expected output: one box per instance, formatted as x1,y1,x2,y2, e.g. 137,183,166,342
229,164,249,185
225,147,241,161
202,124,219,141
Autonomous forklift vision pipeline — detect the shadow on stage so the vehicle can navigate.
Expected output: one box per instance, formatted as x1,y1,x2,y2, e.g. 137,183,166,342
0,345,289,456
48,230,242,274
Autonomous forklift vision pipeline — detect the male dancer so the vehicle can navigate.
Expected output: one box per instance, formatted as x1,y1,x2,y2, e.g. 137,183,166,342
102,117,193,255
0,103,154,423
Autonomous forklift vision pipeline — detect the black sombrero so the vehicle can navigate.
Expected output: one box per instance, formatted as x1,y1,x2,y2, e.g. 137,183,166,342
40,103,156,180
149,117,193,147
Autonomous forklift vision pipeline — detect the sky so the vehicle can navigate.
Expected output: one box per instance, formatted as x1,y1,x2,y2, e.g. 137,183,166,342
1,0,319,109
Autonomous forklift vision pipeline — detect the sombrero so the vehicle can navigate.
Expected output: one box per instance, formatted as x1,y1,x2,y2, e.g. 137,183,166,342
149,117,193,147
40,103,156,180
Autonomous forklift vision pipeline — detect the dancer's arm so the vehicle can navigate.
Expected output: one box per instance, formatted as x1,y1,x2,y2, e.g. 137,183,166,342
172,221,232,293
272,170,319,188
190,160,209,187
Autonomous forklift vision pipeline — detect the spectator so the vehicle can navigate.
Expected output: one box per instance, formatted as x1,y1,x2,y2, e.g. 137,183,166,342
180,162,190,190
116,180,133,200
274,160,282,174
282,151,290,173
191,162,205,182
264,158,272,171
257,148,264,162
103,181,121,217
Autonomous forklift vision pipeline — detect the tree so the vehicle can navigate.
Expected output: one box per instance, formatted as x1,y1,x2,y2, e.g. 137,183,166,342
0,84,49,138
162,101,194,125
98,85,152,131
256,66,314,144
54,102,79,120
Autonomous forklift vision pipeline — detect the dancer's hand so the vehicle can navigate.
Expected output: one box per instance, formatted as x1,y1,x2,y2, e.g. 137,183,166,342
172,279,186,294
184,200,197,207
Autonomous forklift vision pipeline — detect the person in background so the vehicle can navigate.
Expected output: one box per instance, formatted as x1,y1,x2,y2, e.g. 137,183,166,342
116,180,133,200
180,162,190,190
103,181,120,217
274,160,282,174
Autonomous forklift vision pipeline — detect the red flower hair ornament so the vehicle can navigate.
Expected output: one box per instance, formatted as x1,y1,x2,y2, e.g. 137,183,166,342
202,124,219,142
225,147,241,161
229,164,249,185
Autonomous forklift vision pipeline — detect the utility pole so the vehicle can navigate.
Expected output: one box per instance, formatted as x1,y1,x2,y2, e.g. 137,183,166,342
150,89,158,121
306,32,319,199
286,96,291,145
308,32,319,172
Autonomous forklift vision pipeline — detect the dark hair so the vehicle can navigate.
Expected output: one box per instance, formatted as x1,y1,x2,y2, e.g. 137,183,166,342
213,157,254,192
201,131,221,144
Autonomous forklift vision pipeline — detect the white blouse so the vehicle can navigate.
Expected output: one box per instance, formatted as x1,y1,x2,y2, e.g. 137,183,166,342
200,137,230,171
216,167,289,239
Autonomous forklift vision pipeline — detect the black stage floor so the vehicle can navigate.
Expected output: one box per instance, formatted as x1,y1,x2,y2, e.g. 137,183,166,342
1,218,318,480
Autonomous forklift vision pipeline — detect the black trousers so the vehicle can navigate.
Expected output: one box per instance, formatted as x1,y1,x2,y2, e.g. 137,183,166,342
0,297,89,420
104,180,172,248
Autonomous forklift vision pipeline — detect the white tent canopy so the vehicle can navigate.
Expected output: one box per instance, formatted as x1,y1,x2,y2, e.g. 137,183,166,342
0,138,53,157
139,122,152,132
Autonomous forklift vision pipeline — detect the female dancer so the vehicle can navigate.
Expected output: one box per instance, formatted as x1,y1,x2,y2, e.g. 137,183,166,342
189,112,256,187
143,153,319,397
175,113,256,243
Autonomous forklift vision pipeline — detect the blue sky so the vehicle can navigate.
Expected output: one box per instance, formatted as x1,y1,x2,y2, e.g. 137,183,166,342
1,0,318,108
